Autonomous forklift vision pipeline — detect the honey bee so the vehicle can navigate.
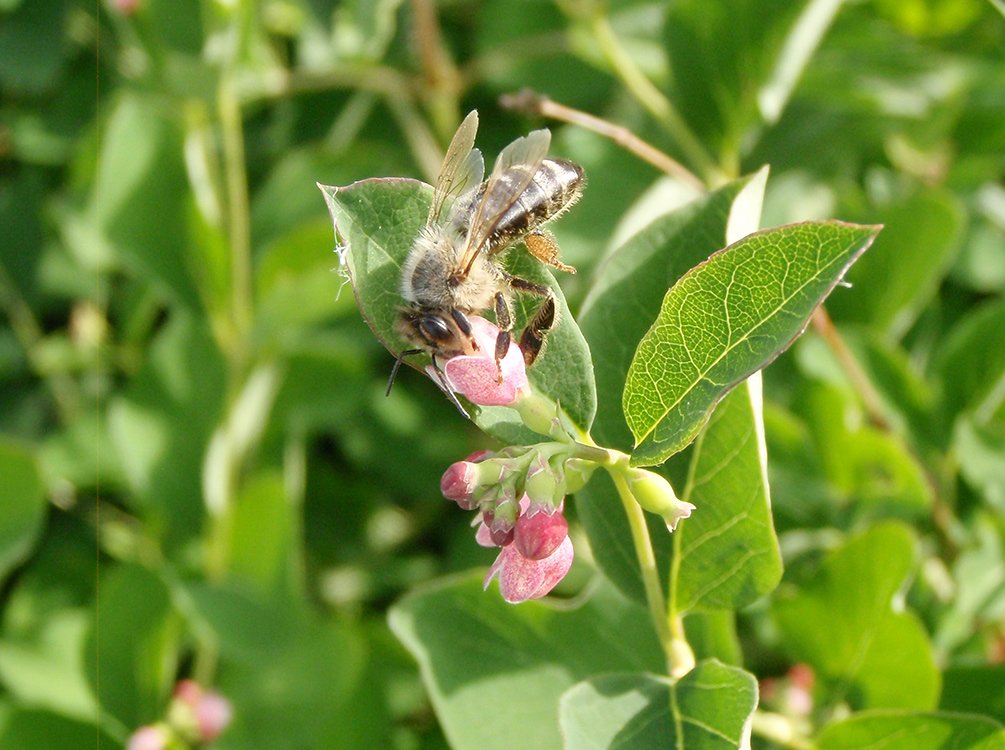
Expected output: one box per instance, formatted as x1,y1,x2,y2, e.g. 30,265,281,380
391,111,585,412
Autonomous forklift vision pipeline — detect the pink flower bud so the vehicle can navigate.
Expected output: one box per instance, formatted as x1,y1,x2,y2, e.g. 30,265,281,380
126,726,169,750
169,679,233,743
440,460,481,509
514,508,568,561
174,679,202,705
432,317,530,406
195,691,233,742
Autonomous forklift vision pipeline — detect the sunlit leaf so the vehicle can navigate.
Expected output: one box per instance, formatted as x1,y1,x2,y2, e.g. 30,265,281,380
388,576,663,750
624,221,879,466
816,711,1005,750
773,523,939,710
558,662,757,750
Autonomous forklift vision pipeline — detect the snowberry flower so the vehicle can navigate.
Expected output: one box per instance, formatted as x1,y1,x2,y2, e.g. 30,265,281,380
479,495,574,603
429,316,529,406
439,450,494,509
126,725,169,750
170,679,233,743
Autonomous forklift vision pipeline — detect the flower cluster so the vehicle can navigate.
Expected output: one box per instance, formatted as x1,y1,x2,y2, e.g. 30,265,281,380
126,680,233,750
431,316,696,604
442,447,588,602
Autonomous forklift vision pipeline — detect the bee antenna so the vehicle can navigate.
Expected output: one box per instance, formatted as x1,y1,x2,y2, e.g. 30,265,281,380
386,349,423,397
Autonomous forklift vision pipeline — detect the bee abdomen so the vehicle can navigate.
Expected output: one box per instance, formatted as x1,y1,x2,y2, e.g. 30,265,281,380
489,158,584,247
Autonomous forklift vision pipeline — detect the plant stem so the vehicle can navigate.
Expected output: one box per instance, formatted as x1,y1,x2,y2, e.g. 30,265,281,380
587,14,720,184
810,307,890,431
609,465,675,671
218,75,253,351
499,89,705,191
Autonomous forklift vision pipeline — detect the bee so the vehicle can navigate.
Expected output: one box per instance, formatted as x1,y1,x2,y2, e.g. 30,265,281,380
391,111,585,412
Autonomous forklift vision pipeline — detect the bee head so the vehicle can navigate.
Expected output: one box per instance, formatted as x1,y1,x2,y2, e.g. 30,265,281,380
396,306,478,358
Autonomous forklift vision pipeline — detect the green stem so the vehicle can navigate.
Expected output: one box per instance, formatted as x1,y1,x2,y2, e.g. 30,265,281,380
588,15,720,184
609,465,675,671
218,75,253,350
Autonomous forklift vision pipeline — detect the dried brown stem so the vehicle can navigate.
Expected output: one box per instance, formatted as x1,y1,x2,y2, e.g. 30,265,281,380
811,306,890,431
499,89,705,192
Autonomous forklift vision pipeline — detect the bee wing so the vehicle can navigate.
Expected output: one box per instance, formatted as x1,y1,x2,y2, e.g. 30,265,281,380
427,111,485,225
455,128,551,274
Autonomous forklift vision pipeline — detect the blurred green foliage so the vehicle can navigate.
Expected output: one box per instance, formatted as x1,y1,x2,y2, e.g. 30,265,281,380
1,0,1004,748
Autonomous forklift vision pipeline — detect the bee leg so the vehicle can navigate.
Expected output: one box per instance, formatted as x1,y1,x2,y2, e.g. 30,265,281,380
520,295,556,367
386,348,423,396
493,291,514,382
506,275,557,367
525,230,576,274
430,354,471,419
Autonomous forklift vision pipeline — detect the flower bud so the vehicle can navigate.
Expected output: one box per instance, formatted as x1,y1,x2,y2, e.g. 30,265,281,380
194,690,234,742
512,389,562,437
514,508,568,560
440,460,481,509
524,464,563,511
626,468,695,531
562,458,596,494
169,679,233,744
126,725,169,750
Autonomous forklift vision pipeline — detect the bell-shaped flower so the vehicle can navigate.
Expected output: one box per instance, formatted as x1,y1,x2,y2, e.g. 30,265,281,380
429,317,529,406
478,495,574,603
485,535,574,603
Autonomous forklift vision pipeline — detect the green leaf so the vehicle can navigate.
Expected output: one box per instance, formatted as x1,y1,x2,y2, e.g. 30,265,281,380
0,440,45,584
773,523,939,710
0,0,67,94
795,380,933,520
319,178,596,435
672,379,783,612
827,187,964,338
0,709,114,750
179,581,298,664
388,575,663,750
932,298,1005,425
580,382,780,609
0,610,96,723
624,220,880,466
816,711,1005,750
664,0,841,154
579,175,757,451
558,662,757,750
107,313,225,549
942,664,1005,724
84,565,180,727
88,93,201,309
218,620,369,750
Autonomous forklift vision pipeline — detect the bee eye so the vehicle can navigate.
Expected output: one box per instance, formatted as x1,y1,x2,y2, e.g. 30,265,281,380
420,316,453,342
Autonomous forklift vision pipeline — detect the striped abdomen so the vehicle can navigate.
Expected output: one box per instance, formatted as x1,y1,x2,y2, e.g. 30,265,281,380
481,158,584,251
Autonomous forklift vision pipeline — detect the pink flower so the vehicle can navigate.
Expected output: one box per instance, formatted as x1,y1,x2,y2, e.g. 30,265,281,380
195,691,234,742
126,726,168,750
485,536,574,603
429,317,529,406
514,507,568,560
171,679,233,743
479,495,574,603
